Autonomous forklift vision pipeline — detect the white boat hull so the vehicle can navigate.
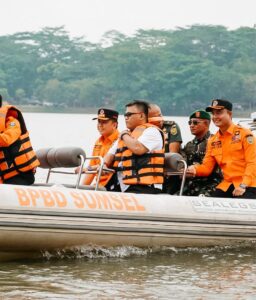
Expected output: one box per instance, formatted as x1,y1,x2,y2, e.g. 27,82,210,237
0,184,255,260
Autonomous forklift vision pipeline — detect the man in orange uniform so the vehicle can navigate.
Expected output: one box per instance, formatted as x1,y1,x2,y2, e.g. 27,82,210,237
0,96,40,185
80,108,119,190
187,99,256,198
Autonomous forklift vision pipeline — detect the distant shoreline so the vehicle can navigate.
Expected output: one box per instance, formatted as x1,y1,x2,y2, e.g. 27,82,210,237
18,105,254,119
18,105,99,114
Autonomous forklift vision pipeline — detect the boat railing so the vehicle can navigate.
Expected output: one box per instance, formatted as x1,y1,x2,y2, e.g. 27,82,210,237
164,153,187,196
36,147,86,189
82,155,114,190
36,147,112,191
35,147,188,194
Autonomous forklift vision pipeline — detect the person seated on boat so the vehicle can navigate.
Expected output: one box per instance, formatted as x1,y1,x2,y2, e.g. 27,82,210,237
104,100,165,194
0,97,40,185
187,99,256,199
75,108,119,191
148,103,183,153
180,109,222,196
148,103,183,193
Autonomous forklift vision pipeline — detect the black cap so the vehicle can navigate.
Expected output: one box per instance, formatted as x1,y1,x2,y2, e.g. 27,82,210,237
206,99,232,112
92,108,119,120
189,110,211,120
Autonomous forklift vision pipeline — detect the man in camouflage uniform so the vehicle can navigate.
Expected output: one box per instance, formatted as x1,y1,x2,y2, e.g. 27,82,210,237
182,110,222,196
162,120,182,153
148,104,183,193
148,104,183,153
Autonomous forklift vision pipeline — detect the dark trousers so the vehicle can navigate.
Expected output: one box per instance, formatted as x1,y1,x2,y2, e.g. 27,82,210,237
211,184,256,199
125,184,162,194
163,176,181,194
4,171,35,185
105,173,121,192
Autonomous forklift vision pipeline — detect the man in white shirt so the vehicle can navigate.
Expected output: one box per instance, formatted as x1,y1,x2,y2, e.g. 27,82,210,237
105,100,165,194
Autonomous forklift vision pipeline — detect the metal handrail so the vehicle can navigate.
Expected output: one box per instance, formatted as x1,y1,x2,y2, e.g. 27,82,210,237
46,154,85,189
164,159,187,196
178,160,187,196
83,155,114,191
45,154,114,191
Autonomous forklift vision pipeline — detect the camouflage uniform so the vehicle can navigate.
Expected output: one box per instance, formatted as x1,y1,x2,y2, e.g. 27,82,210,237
182,131,222,196
162,121,182,152
162,121,183,194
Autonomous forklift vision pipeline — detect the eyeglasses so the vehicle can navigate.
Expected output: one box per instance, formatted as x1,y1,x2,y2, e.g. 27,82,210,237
124,112,142,118
188,120,204,125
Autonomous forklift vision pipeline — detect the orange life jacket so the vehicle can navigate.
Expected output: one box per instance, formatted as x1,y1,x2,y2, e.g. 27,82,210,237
0,105,40,181
113,123,165,185
90,130,119,187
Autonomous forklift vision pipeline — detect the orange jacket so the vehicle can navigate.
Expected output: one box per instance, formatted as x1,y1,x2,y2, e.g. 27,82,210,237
113,123,165,185
0,105,40,181
195,123,256,191
89,129,119,187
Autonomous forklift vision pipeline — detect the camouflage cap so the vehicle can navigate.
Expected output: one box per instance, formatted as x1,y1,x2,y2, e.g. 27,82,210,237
189,110,211,120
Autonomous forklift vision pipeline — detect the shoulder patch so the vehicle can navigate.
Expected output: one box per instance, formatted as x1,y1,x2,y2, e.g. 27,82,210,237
246,135,254,144
170,126,177,135
9,122,16,127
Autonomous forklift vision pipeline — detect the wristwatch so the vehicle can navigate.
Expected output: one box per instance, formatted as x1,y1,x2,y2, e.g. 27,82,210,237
120,131,130,140
239,183,247,189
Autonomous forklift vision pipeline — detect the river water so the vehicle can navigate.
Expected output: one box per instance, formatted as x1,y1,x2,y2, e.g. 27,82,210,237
1,113,255,299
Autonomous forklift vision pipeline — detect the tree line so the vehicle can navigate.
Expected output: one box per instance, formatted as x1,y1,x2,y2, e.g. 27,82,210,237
0,25,255,115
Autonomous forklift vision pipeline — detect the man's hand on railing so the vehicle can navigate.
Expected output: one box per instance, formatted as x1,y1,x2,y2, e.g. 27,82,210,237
74,166,83,174
74,165,99,174
186,165,197,177
76,164,115,175
101,164,115,175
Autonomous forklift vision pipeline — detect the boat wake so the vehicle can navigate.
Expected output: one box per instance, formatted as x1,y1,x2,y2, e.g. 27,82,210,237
42,245,151,260
41,241,256,260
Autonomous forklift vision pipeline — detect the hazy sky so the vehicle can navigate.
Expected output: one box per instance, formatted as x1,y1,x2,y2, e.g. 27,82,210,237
1,0,256,42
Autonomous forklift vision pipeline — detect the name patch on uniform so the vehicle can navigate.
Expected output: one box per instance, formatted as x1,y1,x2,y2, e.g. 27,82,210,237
211,141,221,148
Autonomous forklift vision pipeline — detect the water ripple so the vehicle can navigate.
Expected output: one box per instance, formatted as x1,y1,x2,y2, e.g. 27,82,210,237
0,245,256,299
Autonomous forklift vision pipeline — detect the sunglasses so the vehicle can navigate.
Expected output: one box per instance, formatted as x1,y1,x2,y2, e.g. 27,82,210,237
124,112,142,118
188,120,204,125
